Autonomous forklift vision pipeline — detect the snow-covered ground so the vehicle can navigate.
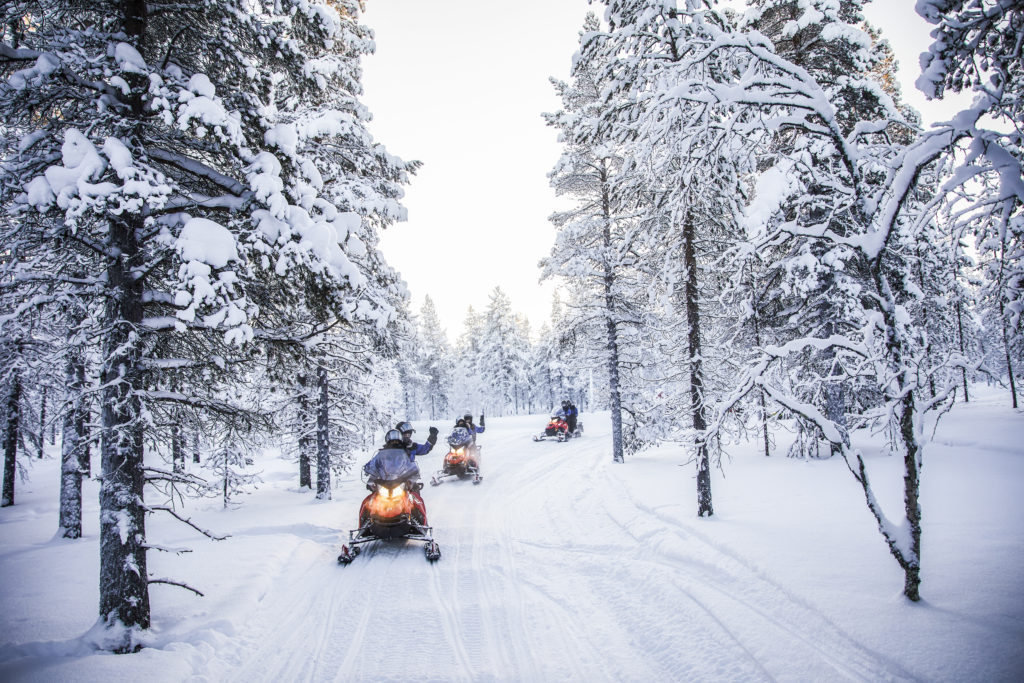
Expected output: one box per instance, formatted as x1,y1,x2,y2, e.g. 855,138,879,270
1,386,1022,681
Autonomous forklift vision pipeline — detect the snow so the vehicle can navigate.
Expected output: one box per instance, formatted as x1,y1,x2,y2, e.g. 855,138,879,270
113,43,147,75
176,218,239,270
1,386,1022,681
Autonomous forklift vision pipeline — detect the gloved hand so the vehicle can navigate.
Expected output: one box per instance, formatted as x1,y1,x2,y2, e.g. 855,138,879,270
427,426,438,445
479,414,485,426
429,426,439,436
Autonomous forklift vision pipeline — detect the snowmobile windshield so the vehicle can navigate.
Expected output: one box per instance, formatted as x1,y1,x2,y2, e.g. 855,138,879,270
447,427,473,448
551,410,566,419
363,447,420,485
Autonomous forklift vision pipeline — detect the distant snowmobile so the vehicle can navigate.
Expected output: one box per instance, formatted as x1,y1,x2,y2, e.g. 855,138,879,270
430,427,482,486
533,409,583,442
338,444,440,564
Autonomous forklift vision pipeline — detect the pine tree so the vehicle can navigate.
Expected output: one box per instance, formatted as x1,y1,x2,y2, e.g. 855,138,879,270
0,0,413,648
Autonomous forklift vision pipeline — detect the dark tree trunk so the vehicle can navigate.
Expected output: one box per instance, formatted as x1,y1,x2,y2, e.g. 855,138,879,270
862,270,923,602
752,314,770,457
955,299,969,402
171,425,184,474
898,391,922,602
824,382,846,456
601,168,625,464
1001,308,1018,409
39,386,47,458
2,372,21,507
59,356,87,538
315,365,330,500
98,212,150,648
192,431,200,464
297,374,312,489
682,211,713,517
97,2,151,647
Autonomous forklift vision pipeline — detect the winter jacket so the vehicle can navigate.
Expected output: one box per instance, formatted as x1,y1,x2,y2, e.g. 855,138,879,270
405,440,434,458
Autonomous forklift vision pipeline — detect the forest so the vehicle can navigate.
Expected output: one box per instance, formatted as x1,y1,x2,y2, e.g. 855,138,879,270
0,0,1021,655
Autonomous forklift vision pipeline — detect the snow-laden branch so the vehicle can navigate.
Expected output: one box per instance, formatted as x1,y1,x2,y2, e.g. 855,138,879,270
148,578,204,597
144,505,229,541
148,148,249,197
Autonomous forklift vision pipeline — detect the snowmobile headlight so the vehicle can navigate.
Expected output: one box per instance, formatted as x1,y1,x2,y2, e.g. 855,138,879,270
456,447,465,456
377,483,405,499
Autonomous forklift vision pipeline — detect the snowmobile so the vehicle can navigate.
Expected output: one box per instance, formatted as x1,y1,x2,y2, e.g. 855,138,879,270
430,427,482,486
532,409,583,442
338,447,440,564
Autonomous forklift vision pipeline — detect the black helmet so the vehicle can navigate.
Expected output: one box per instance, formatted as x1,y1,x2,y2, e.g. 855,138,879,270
463,413,473,422
384,428,402,444
396,421,414,434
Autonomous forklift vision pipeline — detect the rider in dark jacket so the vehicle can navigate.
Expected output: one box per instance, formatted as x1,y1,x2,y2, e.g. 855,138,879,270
561,401,578,433
460,413,485,444
396,421,438,459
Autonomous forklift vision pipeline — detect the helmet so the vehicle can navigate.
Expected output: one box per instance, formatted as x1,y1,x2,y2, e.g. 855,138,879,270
384,428,403,444
463,413,473,422
396,421,414,434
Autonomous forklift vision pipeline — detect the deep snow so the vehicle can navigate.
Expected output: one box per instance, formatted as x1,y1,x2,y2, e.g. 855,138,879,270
1,386,1022,681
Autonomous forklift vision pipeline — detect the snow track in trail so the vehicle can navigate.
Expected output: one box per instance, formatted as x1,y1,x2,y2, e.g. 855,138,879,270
198,418,914,681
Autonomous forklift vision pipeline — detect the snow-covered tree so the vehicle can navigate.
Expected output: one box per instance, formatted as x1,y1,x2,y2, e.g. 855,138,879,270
418,296,455,420
0,0,412,648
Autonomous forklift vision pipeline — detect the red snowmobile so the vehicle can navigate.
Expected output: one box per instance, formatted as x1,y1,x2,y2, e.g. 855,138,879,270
338,446,440,564
430,427,482,485
532,409,583,442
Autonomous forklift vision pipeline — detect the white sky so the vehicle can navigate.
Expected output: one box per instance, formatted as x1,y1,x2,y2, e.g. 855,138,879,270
360,0,969,340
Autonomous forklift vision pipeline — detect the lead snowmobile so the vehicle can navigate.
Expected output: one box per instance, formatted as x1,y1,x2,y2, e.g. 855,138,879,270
338,433,440,564
532,409,583,442
430,427,481,486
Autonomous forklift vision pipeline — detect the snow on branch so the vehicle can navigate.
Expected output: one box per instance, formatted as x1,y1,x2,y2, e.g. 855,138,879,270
145,505,229,541
148,578,204,597
142,543,193,555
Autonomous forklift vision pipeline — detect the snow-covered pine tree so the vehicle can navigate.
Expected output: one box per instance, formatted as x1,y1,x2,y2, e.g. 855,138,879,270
575,0,757,510
544,12,650,464
453,305,486,417
0,0,412,648
418,296,455,420
477,287,531,416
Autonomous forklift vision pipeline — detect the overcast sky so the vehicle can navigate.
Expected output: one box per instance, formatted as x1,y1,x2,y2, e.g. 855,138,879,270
360,0,968,340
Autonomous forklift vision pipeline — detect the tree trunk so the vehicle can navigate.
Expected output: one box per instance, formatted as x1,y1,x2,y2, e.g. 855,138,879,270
1001,308,1018,409
39,385,47,458
898,391,922,602
682,211,713,517
752,314,771,457
2,371,21,507
192,431,200,464
955,299,969,402
297,374,312,489
316,365,330,500
98,212,150,649
171,425,184,474
59,356,87,538
600,169,625,464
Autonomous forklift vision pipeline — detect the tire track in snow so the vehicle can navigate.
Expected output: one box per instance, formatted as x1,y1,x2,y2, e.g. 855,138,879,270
424,522,476,682
591,453,916,682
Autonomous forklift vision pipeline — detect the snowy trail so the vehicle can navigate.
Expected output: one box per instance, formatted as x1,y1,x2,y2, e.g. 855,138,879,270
193,415,914,682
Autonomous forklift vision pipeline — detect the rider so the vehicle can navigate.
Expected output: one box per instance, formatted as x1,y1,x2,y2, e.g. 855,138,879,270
461,412,485,445
396,420,438,460
561,400,578,434
363,428,418,481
